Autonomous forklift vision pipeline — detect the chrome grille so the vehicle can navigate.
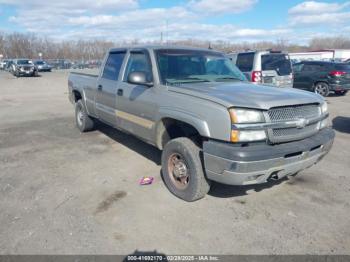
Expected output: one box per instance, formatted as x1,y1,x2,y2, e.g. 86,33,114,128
267,104,321,143
268,104,320,122
272,122,319,139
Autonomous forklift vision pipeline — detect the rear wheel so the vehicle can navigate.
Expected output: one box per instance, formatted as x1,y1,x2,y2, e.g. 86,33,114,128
75,100,95,132
314,82,329,97
161,137,211,202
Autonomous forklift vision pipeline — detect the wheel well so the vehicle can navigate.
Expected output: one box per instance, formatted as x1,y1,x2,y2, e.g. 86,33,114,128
313,81,329,88
157,118,202,149
72,90,82,102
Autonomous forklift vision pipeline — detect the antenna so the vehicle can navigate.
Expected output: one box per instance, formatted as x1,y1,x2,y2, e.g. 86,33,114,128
166,19,169,45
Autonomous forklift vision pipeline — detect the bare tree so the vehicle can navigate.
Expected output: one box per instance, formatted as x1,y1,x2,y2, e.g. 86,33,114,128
1,32,350,61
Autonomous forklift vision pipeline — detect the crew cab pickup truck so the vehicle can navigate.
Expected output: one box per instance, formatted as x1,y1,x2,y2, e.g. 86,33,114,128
68,46,335,202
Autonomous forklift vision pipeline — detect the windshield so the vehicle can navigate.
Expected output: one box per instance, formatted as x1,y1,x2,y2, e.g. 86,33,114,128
261,54,292,76
155,49,247,85
35,61,45,65
17,60,32,65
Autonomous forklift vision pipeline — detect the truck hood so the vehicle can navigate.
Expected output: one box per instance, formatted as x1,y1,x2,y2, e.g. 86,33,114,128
168,81,324,110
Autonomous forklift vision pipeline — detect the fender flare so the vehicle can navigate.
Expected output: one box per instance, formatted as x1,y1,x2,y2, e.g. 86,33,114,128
155,107,210,149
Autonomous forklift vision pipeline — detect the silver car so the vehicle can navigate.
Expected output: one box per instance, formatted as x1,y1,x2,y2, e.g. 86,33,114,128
34,60,52,72
228,50,293,88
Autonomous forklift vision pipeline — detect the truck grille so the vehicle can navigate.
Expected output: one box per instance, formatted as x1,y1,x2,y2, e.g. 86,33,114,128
266,104,321,143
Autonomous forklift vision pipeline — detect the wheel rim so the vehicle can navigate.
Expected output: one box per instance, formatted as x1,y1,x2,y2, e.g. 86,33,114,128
167,153,190,190
315,84,328,96
77,106,84,126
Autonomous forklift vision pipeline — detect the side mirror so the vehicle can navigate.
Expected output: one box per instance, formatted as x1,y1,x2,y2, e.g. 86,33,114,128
127,71,153,87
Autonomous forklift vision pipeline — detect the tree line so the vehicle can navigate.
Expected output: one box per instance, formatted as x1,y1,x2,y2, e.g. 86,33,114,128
1,32,350,61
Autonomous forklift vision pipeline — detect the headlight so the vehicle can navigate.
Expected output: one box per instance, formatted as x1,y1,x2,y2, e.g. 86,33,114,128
229,108,266,142
229,108,265,123
231,130,266,142
321,102,328,114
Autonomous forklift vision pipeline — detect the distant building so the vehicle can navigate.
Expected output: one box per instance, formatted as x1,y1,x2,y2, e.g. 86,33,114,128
289,49,350,63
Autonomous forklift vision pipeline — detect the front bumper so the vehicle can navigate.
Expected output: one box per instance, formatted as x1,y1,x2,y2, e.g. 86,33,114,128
203,128,335,185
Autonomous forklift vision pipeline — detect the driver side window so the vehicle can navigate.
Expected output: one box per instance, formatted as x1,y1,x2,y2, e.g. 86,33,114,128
124,52,153,82
293,63,304,73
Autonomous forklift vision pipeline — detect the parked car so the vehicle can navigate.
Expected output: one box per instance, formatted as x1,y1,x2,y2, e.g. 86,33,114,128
228,50,293,88
0,59,9,70
293,61,350,96
50,59,72,70
10,59,38,77
71,62,89,69
5,60,14,71
34,60,52,72
68,46,334,202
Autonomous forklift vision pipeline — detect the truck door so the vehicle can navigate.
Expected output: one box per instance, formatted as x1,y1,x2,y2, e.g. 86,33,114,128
292,63,304,89
95,50,126,125
115,50,157,142
295,63,319,90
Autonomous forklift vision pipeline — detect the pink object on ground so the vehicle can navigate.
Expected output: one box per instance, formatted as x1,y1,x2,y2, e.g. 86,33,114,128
139,176,154,185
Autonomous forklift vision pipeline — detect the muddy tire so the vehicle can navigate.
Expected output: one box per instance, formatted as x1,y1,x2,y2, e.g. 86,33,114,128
75,100,94,132
161,137,211,202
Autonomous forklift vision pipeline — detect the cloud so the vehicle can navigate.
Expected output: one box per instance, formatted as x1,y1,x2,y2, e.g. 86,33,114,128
1,0,289,43
288,1,350,27
0,0,139,12
67,7,195,27
288,1,350,15
188,0,258,15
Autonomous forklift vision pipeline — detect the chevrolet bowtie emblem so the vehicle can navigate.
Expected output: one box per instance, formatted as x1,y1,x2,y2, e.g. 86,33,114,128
295,118,308,129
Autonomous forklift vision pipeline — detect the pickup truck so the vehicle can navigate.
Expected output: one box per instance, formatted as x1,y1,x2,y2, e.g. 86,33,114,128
68,46,335,202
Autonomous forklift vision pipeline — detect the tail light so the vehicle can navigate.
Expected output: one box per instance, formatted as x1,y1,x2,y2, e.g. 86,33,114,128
251,71,262,82
329,71,346,77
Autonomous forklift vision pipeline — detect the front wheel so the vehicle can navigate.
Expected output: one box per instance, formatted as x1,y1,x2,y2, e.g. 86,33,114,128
161,137,211,202
75,100,95,132
314,82,330,97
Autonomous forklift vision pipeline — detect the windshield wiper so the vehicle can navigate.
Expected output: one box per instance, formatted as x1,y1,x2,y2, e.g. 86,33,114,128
214,77,242,82
166,78,211,85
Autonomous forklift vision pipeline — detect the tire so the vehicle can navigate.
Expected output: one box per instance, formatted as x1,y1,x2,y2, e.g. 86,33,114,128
335,90,347,96
75,100,95,132
161,137,211,202
33,70,38,77
314,82,330,97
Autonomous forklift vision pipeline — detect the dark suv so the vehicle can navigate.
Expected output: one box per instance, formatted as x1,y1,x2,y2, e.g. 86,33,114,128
293,61,350,96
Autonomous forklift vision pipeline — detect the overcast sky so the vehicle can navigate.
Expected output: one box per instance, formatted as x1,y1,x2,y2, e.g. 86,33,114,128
0,0,349,43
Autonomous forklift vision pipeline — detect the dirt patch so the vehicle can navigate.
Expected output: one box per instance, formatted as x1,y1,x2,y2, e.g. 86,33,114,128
95,190,127,214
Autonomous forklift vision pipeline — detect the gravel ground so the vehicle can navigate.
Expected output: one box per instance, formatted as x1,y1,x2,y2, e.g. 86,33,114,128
0,70,349,255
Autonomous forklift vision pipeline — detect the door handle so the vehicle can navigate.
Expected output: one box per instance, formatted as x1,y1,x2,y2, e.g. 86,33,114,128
117,89,123,96
97,85,103,91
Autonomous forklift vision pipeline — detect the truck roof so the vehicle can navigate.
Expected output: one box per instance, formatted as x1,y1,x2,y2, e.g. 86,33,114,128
109,45,222,54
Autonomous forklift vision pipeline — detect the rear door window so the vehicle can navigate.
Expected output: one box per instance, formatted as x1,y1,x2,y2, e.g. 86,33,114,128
261,54,292,75
302,64,325,72
236,53,254,72
102,52,126,81
335,64,350,71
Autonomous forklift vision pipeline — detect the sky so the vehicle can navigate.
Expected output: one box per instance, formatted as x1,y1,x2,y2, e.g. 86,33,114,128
0,0,349,44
